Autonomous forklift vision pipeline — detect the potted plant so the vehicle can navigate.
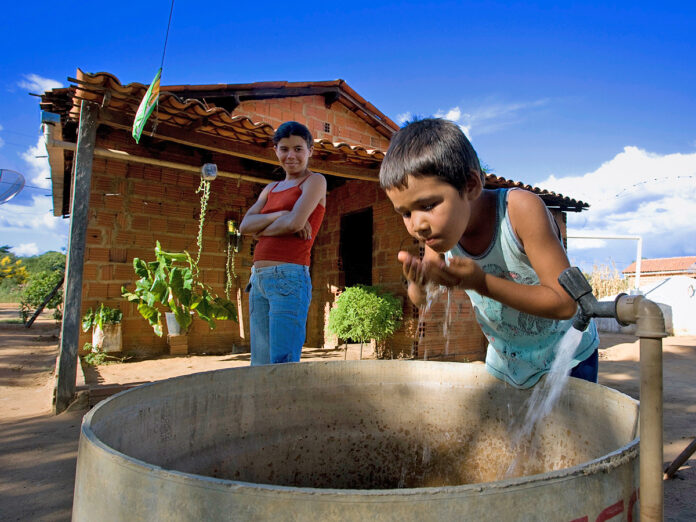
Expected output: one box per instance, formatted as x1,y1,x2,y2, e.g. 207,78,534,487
328,285,403,360
82,303,123,353
122,241,237,354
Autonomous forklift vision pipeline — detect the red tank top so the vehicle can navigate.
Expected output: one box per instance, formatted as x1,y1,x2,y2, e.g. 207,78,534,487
253,176,326,266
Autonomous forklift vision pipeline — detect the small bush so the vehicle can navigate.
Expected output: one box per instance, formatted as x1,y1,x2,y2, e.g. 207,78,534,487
81,342,127,366
20,270,64,322
328,285,403,358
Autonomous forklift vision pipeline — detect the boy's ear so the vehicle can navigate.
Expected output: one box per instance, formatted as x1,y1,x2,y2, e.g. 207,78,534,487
465,169,483,200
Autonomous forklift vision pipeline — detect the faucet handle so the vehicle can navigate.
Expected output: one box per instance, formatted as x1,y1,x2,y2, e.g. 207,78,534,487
558,267,593,301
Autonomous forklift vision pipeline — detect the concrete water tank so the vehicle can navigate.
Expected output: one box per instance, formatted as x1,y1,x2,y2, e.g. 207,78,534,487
73,361,639,521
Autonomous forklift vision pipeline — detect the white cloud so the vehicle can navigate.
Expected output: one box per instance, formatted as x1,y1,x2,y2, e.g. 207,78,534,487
0,194,62,231
20,136,51,189
536,146,696,269
17,74,63,93
0,193,68,255
435,98,549,138
396,112,412,124
0,138,68,255
12,243,40,256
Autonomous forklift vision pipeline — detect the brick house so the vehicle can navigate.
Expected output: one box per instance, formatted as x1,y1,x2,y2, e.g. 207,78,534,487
40,69,589,365
623,256,696,285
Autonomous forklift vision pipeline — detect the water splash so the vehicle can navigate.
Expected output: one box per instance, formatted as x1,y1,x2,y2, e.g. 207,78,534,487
416,283,448,360
444,289,452,355
503,326,584,478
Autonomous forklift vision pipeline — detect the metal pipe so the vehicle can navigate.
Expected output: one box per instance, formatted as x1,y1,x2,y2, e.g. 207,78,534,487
610,295,667,521
559,268,667,521
640,335,663,521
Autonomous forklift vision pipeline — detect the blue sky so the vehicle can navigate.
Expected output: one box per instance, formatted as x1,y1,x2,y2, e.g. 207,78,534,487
1,1,695,274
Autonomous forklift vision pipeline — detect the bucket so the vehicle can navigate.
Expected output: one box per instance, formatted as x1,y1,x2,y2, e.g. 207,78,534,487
73,362,639,521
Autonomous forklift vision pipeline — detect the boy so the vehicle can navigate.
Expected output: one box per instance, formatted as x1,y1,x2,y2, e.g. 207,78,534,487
380,118,598,389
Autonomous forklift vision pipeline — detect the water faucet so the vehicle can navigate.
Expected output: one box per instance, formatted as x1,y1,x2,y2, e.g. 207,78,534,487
558,267,626,331
558,267,667,522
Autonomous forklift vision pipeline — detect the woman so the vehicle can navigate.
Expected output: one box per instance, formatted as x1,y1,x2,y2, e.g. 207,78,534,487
239,121,327,365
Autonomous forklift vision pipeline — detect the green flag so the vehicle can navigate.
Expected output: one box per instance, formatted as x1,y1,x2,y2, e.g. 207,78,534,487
132,68,162,143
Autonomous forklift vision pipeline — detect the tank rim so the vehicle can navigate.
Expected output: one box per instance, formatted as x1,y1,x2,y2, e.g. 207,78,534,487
80,361,640,497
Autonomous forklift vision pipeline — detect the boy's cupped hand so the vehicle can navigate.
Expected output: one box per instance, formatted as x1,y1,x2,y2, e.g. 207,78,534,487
397,251,485,292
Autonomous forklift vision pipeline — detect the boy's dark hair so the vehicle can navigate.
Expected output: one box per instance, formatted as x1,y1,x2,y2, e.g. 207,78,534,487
379,118,484,192
273,121,313,149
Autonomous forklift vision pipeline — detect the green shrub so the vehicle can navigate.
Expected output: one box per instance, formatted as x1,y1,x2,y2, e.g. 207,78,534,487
0,277,22,302
81,342,125,366
328,285,403,358
20,269,64,322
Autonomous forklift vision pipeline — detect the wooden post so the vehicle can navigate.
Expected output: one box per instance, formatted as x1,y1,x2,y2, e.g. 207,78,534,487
54,101,99,414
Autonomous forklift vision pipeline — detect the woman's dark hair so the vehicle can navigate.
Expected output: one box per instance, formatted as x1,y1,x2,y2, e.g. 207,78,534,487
379,118,483,192
273,121,313,149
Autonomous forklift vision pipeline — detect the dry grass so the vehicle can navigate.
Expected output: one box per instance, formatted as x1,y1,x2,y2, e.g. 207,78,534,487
587,262,630,298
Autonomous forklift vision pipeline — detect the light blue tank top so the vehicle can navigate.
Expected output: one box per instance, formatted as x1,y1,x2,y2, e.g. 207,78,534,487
447,188,598,389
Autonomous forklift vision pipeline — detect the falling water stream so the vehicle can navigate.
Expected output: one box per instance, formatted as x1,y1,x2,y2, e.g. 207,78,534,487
502,326,584,478
416,283,448,360
415,284,585,481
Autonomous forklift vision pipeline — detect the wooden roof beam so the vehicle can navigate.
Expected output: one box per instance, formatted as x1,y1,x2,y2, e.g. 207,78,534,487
97,109,380,182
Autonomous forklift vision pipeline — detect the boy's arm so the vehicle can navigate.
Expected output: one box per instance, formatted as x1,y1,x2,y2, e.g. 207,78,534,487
239,185,289,236
257,174,327,237
428,191,577,320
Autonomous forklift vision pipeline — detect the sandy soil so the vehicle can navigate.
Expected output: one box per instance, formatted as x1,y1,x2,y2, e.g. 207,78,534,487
1,302,694,520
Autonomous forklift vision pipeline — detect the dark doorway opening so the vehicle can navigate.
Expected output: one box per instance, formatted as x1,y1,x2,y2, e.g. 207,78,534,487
340,208,373,287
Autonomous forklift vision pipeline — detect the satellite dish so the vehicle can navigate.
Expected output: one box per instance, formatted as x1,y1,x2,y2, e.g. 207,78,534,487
0,169,26,204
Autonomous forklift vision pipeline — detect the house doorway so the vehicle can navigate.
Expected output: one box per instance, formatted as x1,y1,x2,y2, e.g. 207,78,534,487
340,208,373,287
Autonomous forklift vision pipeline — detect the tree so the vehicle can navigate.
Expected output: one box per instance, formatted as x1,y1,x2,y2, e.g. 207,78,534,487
20,270,64,322
0,255,28,284
20,251,66,274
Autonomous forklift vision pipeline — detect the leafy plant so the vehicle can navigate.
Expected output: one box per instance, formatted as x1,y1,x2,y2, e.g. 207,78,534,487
122,241,237,336
81,342,126,366
82,303,123,332
328,285,403,357
20,269,64,322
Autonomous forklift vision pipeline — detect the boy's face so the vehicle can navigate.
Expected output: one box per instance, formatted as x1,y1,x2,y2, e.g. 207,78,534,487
385,175,475,253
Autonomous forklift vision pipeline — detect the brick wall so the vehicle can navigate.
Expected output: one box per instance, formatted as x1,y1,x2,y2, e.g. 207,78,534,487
234,95,392,151
77,95,487,359
79,130,258,355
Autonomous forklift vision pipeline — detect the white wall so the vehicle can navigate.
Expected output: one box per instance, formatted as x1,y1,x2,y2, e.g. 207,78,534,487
595,276,696,336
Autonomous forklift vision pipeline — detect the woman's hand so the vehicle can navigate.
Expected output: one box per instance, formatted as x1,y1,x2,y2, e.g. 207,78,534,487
296,221,312,240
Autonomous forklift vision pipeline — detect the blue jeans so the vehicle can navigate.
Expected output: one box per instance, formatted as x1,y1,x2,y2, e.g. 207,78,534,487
249,264,312,365
570,349,599,383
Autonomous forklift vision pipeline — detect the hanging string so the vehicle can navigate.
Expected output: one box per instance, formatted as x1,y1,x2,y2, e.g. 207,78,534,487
149,0,175,137
160,0,175,70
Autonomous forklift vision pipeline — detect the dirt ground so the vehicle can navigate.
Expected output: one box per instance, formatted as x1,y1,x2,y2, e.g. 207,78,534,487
1,302,694,521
